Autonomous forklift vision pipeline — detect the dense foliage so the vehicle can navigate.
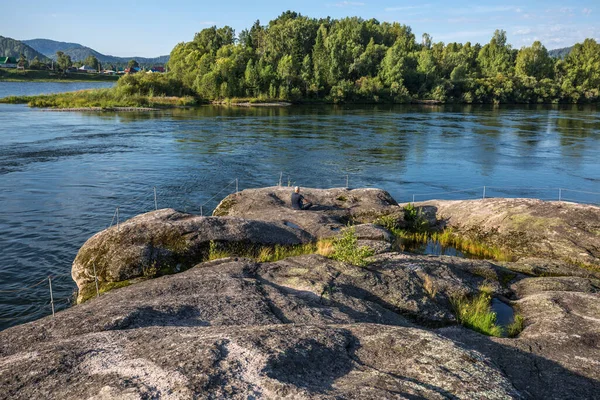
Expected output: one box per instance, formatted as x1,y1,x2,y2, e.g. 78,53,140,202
167,12,600,103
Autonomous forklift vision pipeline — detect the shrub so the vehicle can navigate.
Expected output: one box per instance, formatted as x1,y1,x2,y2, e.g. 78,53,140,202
331,227,374,267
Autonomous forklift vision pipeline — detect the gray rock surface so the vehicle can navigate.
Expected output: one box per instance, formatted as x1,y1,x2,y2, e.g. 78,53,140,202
1,256,523,400
214,186,402,238
71,209,312,303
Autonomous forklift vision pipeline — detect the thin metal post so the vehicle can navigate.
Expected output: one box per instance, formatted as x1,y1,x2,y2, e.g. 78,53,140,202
279,172,283,187
49,276,55,317
483,186,486,199
559,188,562,202
235,178,238,194
412,194,415,204
346,175,349,188
200,205,203,216
154,187,158,210
116,207,120,232
93,263,99,298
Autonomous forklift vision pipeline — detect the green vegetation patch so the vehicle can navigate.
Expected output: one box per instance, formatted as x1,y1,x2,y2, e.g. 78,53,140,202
451,285,503,337
330,227,374,267
0,73,197,109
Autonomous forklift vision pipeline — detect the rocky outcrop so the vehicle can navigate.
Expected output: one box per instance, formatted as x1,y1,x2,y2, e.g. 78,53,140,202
3,253,600,398
214,186,402,238
4,189,600,398
71,208,312,303
1,256,521,399
417,198,600,272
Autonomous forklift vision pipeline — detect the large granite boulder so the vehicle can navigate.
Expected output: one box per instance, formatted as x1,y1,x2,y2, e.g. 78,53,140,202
416,198,600,272
71,208,312,303
214,186,402,238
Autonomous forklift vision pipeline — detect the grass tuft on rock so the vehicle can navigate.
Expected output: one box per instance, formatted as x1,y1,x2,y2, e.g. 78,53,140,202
507,314,525,338
451,284,503,337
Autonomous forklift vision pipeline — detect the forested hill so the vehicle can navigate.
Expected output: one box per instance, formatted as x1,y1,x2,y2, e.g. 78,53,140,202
23,38,170,65
548,46,573,59
0,36,49,61
166,11,600,104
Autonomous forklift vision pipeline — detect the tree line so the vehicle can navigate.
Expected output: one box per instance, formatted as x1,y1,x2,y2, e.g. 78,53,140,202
165,11,600,103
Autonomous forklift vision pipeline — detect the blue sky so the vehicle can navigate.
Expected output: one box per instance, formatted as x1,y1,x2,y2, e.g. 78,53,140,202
1,1,598,57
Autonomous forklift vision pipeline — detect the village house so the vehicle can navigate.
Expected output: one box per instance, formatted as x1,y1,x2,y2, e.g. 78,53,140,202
78,65,97,73
0,57,18,68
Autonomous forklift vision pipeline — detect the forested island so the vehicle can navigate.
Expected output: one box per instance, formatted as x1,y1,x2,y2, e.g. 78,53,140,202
3,11,600,108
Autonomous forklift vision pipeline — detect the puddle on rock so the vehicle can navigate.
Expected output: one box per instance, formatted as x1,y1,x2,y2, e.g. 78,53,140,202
283,221,302,230
395,238,487,260
491,298,515,330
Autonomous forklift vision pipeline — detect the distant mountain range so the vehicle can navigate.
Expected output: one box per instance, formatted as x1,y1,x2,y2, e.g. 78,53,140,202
23,39,170,65
0,36,49,62
548,46,573,59
0,36,169,66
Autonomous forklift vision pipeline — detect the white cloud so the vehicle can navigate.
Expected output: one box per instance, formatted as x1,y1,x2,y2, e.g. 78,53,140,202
335,1,365,7
198,21,217,26
385,5,429,12
583,8,592,16
514,28,532,35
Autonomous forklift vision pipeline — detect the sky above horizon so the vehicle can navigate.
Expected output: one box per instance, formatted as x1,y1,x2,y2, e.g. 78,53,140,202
1,1,598,57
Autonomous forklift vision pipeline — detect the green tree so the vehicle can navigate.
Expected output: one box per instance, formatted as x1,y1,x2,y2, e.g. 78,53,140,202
56,51,72,72
127,59,140,69
29,56,41,70
515,41,553,79
84,55,101,71
244,59,260,96
477,30,512,76
18,53,27,68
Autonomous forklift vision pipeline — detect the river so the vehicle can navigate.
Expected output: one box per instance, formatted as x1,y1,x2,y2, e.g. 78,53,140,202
0,82,599,330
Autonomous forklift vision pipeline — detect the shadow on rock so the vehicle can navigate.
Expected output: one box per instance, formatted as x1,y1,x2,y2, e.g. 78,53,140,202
107,305,210,330
265,335,355,392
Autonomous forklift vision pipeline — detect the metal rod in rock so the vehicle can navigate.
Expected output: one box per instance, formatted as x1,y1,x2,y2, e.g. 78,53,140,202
117,207,120,232
154,187,158,210
483,186,486,199
346,175,349,188
200,205,203,216
235,178,238,194
93,263,100,298
559,188,562,201
412,194,415,204
48,276,55,317
279,172,283,187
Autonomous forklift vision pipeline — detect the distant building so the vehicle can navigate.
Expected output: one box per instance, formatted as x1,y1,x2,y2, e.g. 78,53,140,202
103,70,116,75
124,67,140,74
78,65,97,73
150,66,165,73
66,67,78,73
0,57,18,68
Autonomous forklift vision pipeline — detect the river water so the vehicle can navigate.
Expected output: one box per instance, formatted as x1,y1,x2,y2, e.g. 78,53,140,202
1,82,599,330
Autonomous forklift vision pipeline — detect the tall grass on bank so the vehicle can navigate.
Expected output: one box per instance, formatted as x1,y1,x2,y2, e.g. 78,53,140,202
0,89,197,108
451,285,504,337
374,208,512,261
206,239,335,263
0,72,197,108
205,228,373,266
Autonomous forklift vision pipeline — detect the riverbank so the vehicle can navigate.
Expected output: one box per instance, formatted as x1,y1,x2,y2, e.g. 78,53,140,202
0,69,119,82
0,88,196,109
